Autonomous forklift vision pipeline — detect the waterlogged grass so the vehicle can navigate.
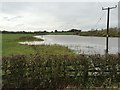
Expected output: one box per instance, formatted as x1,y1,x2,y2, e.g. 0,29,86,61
2,34,74,56
29,45,74,56
18,36,43,41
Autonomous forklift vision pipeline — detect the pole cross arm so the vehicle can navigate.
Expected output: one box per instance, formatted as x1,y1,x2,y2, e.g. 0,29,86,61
102,5,117,10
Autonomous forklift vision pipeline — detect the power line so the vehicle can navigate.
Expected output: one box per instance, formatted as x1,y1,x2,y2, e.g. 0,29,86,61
97,0,103,8
92,1,117,30
91,1,105,30
92,12,106,30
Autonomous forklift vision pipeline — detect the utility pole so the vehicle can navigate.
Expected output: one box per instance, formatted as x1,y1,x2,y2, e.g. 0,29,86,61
102,5,117,54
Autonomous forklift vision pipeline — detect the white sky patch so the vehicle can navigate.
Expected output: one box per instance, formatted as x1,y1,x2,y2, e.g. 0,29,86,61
0,2,118,31
1,0,120,2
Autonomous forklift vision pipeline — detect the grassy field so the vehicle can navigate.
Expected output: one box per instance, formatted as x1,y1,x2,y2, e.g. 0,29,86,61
2,34,74,56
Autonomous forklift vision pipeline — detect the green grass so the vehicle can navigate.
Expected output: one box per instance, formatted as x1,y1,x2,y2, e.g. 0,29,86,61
2,34,74,56
18,35,44,41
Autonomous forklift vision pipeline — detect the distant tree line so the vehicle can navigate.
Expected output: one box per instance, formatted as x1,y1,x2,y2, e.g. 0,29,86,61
79,27,120,37
0,29,81,34
1,27,119,37
67,29,81,32
0,30,49,35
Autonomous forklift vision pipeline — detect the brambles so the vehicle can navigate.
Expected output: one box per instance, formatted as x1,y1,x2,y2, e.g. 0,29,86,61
2,54,120,89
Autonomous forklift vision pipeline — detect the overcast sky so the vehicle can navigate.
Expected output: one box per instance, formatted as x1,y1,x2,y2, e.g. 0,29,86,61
0,2,118,31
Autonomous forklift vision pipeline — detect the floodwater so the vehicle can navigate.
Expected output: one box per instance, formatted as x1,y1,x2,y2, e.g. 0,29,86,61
19,35,119,54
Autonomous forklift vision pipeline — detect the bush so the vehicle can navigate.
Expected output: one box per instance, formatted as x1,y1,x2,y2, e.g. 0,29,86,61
2,54,120,89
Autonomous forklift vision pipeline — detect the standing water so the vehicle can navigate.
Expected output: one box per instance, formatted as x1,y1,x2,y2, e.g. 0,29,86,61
19,35,119,54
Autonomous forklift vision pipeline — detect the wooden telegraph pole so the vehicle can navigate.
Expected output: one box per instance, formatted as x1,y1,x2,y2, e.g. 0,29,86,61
102,5,117,54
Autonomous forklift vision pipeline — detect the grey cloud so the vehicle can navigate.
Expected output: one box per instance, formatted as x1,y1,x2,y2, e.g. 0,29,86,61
0,2,118,31
3,16,22,21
